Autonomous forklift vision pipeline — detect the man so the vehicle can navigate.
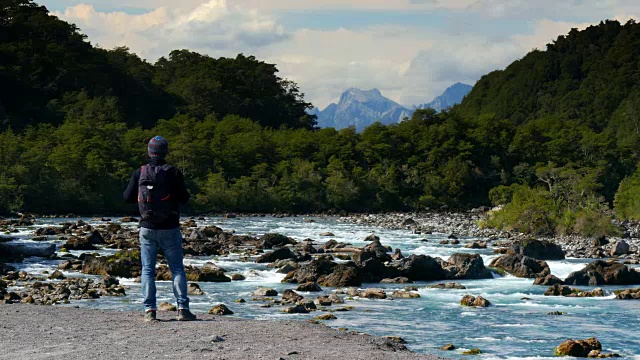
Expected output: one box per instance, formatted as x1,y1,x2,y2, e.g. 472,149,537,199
123,135,196,322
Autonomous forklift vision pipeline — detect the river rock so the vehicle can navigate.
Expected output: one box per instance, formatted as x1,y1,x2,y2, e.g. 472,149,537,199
391,248,404,260
444,253,493,279
282,256,336,284
534,274,564,286
86,230,105,245
564,260,640,286
255,247,296,263
260,233,297,249
296,282,322,292
282,304,310,314
465,241,487,249
82,250,141,278
554,337,601,357
253,287,278,296
315,313,337,320
361,288,387,299
63,236,97,251
489,254,550,278
614,288,640,299
319,232,335,237
611,241,630,256
282,289,303,304
460,295,491,307
429,282,466,289
389,254,446,281
390,290,420,299
544,284,574,296
440,344,456,351
187,283,205,295
0,243,56,258
230,273,245,281
48,270,66,280
274,260,299,274
510,239,565,260
209,304,233,315
317,263,361,287
159,302,177,311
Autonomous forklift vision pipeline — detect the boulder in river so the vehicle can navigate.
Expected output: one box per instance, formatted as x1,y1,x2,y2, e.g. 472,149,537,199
82,250,141,278
317,263,361,287
0,243,56,258
253,287,278,296
510,239,565,260
187,283,204,295
554,337,601,357
360,288,387,299
63,236,97,251
564,260,640,286
444,253,493,279
296,282,322,292
489,254,550,278
614,288,640,299
255,247,296,263
534,274,564,286
389,254,446,281
460,295,491,307
260,233,297,249
282,256,336,284
428,282,466,289
209,304,233,315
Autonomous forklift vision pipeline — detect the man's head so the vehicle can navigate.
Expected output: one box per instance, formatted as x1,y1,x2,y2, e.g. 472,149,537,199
148,135,169,159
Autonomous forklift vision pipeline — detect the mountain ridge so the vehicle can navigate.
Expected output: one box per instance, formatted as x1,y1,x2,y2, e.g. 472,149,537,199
314,83,472,130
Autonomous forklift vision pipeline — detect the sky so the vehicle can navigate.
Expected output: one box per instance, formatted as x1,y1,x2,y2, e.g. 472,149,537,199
39,0,640,109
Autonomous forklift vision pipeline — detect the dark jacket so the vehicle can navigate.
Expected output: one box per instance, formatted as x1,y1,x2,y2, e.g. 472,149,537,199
123,158,190,229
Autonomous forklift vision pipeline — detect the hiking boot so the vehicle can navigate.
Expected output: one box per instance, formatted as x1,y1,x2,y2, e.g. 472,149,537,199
177,309,196,321
144,310,157,322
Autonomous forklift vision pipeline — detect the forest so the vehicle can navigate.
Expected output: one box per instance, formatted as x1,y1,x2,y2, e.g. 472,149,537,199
2,1,640,237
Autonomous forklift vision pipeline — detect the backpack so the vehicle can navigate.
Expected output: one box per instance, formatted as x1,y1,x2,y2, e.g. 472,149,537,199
137,164,177,224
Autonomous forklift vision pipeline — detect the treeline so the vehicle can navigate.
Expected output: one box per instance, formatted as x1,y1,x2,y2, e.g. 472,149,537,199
3,2,640,238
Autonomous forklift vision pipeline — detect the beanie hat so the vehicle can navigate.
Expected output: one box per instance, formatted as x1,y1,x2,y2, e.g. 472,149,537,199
148,135,169,159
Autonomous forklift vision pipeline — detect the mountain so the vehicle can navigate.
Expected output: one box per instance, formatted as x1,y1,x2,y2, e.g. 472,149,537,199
315,88,412,131
314,84,472,131
417,82,473,112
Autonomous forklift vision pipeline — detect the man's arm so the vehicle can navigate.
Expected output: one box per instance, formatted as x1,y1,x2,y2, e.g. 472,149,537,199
123,169,140,204
174,169,190,205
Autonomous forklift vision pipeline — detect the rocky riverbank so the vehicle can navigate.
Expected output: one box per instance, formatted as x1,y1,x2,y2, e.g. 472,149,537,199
2,214,640,358
337,211,640,263
0,304,437,360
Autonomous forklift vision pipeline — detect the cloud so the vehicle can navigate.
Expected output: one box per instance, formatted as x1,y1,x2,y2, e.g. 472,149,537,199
54,0,289,60
48,0,640,110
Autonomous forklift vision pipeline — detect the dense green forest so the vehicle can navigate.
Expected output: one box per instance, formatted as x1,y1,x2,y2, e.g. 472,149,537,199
2,1,640,237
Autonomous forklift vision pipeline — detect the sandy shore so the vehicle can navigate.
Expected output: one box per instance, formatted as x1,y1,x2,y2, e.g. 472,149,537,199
0,304,443,360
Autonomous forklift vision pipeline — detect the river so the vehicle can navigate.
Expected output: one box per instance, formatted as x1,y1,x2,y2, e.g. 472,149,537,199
5,216,640,359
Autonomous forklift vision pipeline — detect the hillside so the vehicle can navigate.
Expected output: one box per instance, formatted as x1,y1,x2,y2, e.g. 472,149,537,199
0,1,314,130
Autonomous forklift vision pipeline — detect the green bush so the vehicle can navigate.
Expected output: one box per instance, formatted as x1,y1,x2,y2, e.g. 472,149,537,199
614,170,640,220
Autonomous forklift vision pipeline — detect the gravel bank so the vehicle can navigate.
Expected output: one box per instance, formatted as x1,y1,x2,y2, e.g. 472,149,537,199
0,304,442,360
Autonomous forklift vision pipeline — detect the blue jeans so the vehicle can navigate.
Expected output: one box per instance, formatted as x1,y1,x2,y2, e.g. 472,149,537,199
139,227,189,311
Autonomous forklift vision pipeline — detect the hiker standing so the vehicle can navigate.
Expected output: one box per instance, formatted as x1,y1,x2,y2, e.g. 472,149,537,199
123,135,196,322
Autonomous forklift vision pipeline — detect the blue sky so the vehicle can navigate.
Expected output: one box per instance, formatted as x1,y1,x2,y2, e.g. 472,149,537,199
40,0,640,108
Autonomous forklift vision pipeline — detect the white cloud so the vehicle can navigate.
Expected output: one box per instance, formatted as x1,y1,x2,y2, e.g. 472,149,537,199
49,0,640,110
54,0,288,60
